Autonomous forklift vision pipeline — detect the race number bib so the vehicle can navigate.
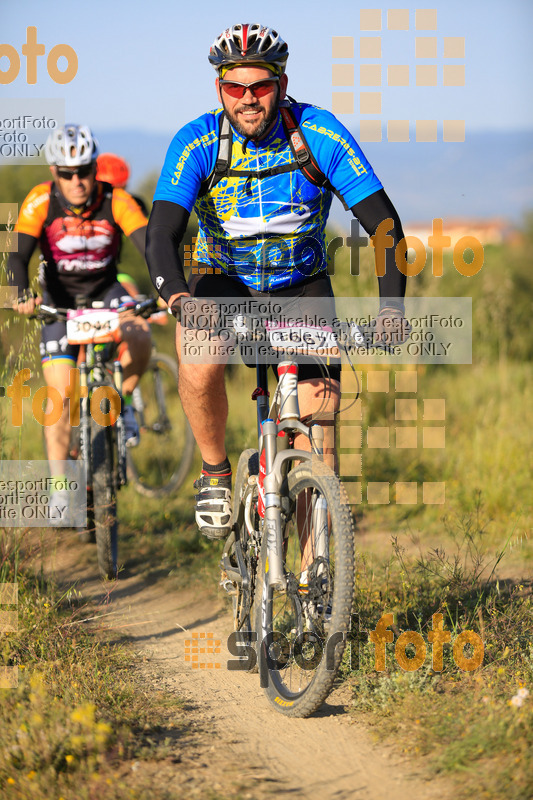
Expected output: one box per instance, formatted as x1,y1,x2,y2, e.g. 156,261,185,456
267,322,339,358
66,308,120,344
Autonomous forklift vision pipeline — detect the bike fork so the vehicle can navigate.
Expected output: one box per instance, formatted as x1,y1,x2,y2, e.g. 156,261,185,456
261,419,286,590
312,493,329,578
79,362,92,486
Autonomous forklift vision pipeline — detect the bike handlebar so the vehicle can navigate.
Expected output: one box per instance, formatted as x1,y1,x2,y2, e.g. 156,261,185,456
27,297,159,323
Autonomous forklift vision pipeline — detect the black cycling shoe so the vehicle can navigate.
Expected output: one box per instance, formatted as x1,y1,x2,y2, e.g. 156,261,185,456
193,472,232,540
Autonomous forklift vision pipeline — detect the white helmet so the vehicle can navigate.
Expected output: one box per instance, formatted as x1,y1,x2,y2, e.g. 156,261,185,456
44,124,99,166
208,24,289,75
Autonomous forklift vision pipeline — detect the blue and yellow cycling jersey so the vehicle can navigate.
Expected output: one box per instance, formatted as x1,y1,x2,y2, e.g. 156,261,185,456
154,102,382,291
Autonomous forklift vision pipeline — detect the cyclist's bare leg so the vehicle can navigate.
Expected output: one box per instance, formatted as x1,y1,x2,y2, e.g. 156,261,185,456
175,324,228,464
294,377,340,573
42,359,75,466
117,316,152,394
296,377,340,469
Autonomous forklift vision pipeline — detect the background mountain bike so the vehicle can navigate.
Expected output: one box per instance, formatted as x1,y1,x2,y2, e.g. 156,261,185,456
205,310,359,717
126,348,195,497
32,298,160,579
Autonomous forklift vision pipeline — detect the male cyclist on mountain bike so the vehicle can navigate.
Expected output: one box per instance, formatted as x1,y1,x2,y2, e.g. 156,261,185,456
146,23,408,540
7,124,152,514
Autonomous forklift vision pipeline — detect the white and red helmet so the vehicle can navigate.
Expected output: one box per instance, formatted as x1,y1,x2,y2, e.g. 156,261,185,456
45,124,99,166
208,24,289,75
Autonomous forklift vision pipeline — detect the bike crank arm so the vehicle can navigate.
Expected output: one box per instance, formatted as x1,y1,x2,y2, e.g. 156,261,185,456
220,529,248,590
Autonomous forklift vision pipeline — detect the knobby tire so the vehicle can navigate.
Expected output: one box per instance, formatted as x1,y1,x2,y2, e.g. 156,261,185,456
254,460,355,717
90,416,118,579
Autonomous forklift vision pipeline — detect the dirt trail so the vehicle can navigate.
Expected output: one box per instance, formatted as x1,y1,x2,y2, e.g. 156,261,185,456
37,530,452,800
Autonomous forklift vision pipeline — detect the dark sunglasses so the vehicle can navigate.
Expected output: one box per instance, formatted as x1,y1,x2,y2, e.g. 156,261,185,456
219,77,279,99
56,164,94,180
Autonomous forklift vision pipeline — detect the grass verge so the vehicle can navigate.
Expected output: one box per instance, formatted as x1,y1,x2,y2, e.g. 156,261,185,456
346,501,533,800
0,530,192,800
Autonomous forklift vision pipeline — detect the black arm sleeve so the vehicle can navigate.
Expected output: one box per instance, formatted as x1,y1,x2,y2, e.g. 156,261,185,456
351,188,407,312
128,225,147,257
5,232,38,296
146,200,190,302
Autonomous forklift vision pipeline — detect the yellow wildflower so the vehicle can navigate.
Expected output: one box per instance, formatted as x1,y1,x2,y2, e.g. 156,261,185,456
95,721,112,747
69,735,85,751
70,702,96,727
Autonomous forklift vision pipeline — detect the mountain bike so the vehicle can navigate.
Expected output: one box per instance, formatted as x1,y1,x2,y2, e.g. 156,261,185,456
32,298,160,579
126,348,196,497
201,309,361,717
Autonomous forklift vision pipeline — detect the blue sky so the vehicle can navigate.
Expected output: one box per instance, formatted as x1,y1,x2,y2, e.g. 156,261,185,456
3,0,533,136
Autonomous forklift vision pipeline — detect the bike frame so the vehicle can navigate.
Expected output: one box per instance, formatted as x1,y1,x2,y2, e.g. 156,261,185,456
78,342,126,491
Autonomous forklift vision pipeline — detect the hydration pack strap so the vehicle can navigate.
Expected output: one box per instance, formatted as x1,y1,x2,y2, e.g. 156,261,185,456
214,113,232,177
198,103,342,199
279,106,330,189
199,113,232,196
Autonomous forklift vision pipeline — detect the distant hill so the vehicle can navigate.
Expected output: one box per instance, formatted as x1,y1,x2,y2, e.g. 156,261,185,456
358,129,533,227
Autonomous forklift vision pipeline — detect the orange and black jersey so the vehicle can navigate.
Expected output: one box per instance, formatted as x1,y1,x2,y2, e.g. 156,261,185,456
7,181,147,304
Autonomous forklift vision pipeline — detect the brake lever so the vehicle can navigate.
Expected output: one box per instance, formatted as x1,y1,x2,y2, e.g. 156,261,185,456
135,298,158,318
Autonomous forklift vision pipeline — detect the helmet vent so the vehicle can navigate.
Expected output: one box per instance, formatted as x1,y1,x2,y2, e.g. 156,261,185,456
208,24,289,74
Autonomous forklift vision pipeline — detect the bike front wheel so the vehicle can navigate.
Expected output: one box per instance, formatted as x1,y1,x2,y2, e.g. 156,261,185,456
254,460,355,717
90,417,118,579
67,424,96,543
126,353,195,497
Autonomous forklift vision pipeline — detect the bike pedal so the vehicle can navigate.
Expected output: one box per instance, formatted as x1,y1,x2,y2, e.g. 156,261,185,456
219,576,238,595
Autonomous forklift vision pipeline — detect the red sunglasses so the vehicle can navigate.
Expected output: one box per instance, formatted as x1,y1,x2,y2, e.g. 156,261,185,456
219,77,279,99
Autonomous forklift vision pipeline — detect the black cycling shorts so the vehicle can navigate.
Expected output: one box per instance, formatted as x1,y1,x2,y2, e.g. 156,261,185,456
188,271,341,383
